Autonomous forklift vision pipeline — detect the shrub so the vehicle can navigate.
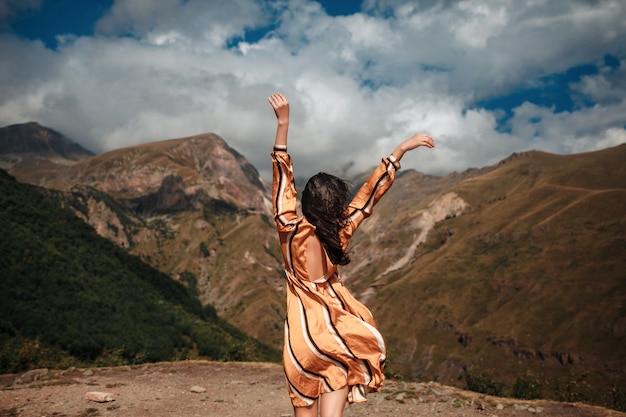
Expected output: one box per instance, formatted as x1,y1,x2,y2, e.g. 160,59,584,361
513,371,543,399
463,366,504,396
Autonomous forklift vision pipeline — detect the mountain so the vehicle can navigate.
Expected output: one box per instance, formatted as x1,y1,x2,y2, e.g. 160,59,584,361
2,122,624,410
0,169,279,373
6,131,267,212
0,122,94,186
2,128,287,349
343,145,626,407
0,122,94,160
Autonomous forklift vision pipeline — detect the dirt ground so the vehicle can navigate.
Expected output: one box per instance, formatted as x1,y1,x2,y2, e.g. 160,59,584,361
1,360,623,417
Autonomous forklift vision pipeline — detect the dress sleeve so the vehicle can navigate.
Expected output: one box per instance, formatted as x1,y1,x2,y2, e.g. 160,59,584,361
340,157,398,247
271,151,299,232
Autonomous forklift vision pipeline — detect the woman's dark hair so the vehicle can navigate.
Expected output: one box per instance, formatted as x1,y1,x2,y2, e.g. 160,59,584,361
301,172,351,265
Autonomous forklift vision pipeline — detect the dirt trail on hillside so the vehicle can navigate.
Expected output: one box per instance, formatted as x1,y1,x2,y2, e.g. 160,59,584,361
1,360,623,417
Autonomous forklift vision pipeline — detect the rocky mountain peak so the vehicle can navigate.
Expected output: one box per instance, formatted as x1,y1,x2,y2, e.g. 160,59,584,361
1,123,270,214
65,133,268,213
0,122,94,161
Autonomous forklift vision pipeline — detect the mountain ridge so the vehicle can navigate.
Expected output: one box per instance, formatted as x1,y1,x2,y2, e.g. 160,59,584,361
4,131,269,213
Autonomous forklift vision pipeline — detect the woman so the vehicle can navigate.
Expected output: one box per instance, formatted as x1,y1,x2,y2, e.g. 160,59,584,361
269,92,434,417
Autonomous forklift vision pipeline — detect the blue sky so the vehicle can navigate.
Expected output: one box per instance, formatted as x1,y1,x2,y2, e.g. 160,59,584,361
8,0,113,47
1,0,625,179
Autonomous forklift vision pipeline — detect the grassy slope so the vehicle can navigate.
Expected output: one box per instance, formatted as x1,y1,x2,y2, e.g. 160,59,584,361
0,169,279,373
361,146,625,406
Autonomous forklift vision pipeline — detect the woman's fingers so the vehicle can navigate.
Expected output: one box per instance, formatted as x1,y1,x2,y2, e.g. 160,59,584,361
269,93,288,108
417,134,434,148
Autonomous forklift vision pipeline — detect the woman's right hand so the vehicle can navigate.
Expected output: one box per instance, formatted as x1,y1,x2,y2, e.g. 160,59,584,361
268,93,290,125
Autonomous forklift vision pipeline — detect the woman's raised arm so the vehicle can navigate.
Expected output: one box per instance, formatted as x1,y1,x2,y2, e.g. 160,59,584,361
268,93,290,151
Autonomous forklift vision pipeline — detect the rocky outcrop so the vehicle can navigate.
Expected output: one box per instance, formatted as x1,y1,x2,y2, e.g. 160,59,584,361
134,174,192,215
355,191,468,303
381,192,468,276
487,337,581,366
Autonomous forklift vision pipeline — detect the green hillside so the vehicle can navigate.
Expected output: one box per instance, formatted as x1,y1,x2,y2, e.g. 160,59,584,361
0,169,279,373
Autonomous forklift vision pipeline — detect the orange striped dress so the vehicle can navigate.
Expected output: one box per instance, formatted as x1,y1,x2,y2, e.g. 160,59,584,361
271,150,398,407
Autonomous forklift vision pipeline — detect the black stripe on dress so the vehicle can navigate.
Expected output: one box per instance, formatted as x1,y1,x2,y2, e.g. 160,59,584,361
284,317,333,393
289,278,351,384
346,168,390,218
325,280,377,383
286,223,299,276
273,156,290,228
326,278,346,311
320,295,377,387
284,371,318,404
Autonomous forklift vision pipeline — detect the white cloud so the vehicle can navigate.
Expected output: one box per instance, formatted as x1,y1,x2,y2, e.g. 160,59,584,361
0,0,625,181
510,93,626,155
573,57,626,104
95,0,268,49
453,1,509,49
